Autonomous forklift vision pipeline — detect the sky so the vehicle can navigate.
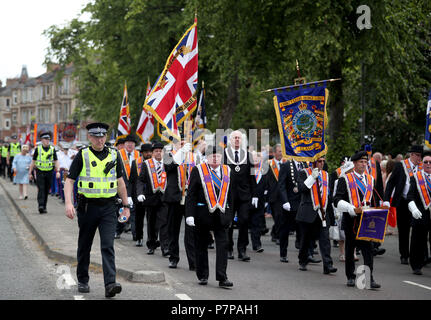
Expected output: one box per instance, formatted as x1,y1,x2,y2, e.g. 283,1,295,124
0,0,91,86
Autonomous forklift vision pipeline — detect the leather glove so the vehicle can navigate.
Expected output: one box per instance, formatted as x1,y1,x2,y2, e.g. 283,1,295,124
408,201,422,219
186,216,195,226
251,197,259,208
127,197,134,208
282,202,291,211
137,194,146,202
382,201,390,208
311,168,319,179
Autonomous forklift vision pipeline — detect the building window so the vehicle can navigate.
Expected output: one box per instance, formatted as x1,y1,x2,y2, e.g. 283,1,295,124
62,77,69,94
5,119,10,129
6,98,10,107
28,88,33,102
13,91,17,104
22,110,27,125
40,86,44,100
63,103,69,121
12,113,17,125
22,89,27,103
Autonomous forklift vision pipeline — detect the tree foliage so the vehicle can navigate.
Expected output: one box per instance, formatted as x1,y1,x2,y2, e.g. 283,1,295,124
44,0,431,170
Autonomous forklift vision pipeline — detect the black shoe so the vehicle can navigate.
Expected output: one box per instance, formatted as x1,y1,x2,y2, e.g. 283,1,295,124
238,253,250,262
198,278,208,285
208,243,215,249
307,257,322,264
189,266,196,271
333,240,339,248
299,264,307,271
133,236,137,241
370,280,381,289
114,233,121,239
373,248,386,256
105,282,122,298
219,279,233,287
227,251,234,259
275,239,280,245
162,249,170,257
346,278,355,287
169,261,178,269
413,269,423,275
271,237,278,243
401,257,409,265
254,247,264,253
323,266,337,274
295,241,300,250
147,248,155,255
136,239,143,247
261,228,269,235
24,196,28,200
280,256,289,263
39,207,44,214
78,282,90,293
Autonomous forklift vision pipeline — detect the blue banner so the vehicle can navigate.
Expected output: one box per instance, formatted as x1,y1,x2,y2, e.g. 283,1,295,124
273,84,328,161
356,208,389,243
425,89,431,149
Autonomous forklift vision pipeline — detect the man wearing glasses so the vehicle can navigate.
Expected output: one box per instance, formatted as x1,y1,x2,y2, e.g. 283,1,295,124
383,145,423,265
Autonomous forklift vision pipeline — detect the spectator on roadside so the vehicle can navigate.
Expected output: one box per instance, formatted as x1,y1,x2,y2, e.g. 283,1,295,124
373,152,383,163
395,154,404,161
12,144,32,200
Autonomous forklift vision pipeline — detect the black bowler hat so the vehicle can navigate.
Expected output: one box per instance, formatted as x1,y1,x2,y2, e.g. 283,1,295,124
115,138,125,146
141,143,152,152
409,145,423,155
124,134,137,144
39,131,52,140
152,141,164,151
11,134,17,139
206,145,222,155
351,150,368,162
86,122,109,136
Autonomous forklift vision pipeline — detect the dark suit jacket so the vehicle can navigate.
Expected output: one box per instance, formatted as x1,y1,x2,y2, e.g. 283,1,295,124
161,153,183,203
372,160,384,204
136,160,163,207
267,161,281,204
251,171,268,208
384,161,407,207
185,166,233,229
296,170,334,225
278,161,302,211
407,175,431,226
223,148,255,202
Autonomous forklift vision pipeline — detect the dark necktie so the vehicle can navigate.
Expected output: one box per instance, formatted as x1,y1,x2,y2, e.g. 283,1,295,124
235,151,239,163
156,162,162,180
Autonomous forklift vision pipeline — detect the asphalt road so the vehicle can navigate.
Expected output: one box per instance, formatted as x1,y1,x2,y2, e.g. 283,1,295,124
1,191,431,301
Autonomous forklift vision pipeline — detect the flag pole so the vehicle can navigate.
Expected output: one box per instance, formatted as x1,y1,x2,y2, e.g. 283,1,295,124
261,78,341,93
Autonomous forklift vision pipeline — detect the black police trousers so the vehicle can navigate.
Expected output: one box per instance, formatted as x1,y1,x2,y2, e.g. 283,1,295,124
35,169,53,209
77,198,117,286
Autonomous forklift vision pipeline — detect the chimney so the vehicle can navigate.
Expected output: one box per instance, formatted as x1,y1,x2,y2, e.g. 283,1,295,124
20,65,28,82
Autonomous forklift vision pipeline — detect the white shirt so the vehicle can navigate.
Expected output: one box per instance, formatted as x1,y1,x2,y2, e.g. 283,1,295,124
58,151,73,170
126,149,136,167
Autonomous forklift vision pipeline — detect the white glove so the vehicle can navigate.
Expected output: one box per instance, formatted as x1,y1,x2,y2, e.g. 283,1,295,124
282,202,291,211
127,197,134,208
186,216,195,226
137,194,146,202
408,201,422,220
311,168,319,179
382,201,390,208
337,200,356,217
251,197,259,208
182,143,192,153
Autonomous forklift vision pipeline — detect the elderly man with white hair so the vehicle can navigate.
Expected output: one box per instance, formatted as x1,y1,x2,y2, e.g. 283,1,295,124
222,130,256,261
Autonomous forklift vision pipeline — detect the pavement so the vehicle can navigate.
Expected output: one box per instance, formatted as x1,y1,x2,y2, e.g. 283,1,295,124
0,177,165,284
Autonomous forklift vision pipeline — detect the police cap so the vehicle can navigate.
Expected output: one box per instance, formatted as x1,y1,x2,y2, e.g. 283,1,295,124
86,122,109,137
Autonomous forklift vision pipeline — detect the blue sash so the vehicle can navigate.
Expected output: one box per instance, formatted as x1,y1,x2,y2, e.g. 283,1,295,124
355,176,367,196
211,169,222,191
424,175,431,195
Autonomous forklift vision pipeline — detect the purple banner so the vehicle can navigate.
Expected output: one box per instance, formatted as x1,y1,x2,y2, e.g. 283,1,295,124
356,208,389,243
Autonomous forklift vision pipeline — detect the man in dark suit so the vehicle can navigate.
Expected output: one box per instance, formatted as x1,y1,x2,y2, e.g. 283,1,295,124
407,151,431,275
136,142,166,255
163,140,195,270
185,146,234,287
224,130,255,261
132,143,152,247
249,151,268,253
334,151,381,289
296,156,337,274
383,145,423,264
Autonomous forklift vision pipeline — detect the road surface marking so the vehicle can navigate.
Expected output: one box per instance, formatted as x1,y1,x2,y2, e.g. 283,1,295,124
403,281,431,291
74,295,85,300
175,293,192,300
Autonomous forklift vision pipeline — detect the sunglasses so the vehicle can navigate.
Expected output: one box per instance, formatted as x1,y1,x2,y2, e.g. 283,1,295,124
423,161,431,164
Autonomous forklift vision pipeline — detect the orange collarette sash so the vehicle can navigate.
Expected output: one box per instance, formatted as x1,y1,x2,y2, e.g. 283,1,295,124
197,163,231,213
146,158,167,193
120,149,140,179
345,172,374,208
414,171,431,209
367,158,377,180
336,167,342,178
305,168,329,211
270,159,279,181
177,152,195,191
402,159,423,178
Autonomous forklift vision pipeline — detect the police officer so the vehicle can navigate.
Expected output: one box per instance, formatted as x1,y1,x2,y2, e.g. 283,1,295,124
7,135,21,182
64,122,130,298
28,132,60,213
0,141,7,178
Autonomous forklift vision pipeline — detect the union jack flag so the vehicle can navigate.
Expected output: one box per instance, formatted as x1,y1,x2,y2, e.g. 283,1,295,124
116,83,131,142
192,85,207,147
144,18,198,141
136,80,154,143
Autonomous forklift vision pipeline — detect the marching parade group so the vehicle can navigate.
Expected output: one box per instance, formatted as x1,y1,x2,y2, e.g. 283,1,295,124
1,124,431,297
